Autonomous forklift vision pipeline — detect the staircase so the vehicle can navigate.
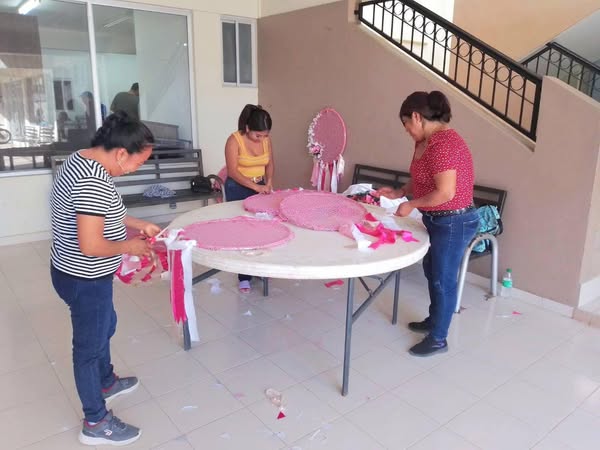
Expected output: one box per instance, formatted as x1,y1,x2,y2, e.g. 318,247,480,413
355,0,544,141
523,42,600,102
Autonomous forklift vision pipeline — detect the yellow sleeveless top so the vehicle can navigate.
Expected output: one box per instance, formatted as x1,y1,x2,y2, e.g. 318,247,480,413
233,131,270,178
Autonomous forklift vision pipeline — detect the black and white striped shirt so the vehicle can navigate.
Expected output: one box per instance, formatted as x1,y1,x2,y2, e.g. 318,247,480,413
50,152,127,279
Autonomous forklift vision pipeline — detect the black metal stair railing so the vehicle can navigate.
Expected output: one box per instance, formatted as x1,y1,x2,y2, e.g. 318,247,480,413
523,42,600,102
355,0,543,141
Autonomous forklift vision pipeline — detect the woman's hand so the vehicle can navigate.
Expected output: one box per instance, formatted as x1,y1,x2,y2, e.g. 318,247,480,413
376,186,403,199
127,236,152,257
395,201,414,217
140,221,161,238
255,184,271,194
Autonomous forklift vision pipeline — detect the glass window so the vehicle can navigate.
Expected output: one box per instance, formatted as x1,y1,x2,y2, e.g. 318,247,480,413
93,4,193,149
0,0,195,172
222,21,237,84
221,17,255,86
0,0,94,171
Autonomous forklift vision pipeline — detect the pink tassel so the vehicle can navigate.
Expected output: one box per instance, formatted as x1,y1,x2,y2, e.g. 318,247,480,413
169,249,187,324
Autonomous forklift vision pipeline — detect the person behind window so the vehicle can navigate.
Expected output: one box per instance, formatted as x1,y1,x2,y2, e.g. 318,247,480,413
377,91,478,357
110,82,139,120
224,104,274,293
79,91,96,139
50,111,159,446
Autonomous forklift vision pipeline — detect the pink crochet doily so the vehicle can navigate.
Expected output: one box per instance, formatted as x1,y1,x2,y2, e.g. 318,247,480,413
243,190,298,216
279,191,367,231
182,216,294,250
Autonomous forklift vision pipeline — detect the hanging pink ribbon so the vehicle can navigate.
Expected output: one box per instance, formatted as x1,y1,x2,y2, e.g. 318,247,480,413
169,248,187,324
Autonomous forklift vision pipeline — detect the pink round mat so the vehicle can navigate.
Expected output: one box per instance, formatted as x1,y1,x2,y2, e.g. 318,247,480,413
182,216,294,250
279,191,367,231
243,190,298,216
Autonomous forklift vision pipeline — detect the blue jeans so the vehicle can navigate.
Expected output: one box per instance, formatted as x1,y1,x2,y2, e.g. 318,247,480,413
224,177,264,282
422,210,479,340
51,266,116,422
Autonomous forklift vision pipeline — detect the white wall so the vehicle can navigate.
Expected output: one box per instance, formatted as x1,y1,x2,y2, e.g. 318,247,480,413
0,0,259,244
260,0,340,17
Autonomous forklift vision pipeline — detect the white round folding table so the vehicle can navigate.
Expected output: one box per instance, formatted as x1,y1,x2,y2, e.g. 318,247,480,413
169,200,429,395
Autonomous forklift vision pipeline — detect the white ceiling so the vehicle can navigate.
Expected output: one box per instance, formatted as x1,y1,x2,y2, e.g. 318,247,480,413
0,0,136,53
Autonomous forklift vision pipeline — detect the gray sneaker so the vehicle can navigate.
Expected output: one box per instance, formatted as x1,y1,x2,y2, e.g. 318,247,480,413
79,410,141,446
102,376,139,404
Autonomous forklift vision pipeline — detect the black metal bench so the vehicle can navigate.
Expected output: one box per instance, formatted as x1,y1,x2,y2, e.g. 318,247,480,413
51,148,222,209
352,164,507,310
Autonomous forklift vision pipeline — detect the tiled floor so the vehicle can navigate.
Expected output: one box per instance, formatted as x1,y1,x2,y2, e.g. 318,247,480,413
1,239,600,449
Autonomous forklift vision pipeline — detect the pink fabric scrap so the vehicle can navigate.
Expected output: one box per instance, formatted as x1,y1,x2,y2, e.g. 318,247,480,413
182,216,294,250
324,279,344,288
280,191,367,231
355,222,419,249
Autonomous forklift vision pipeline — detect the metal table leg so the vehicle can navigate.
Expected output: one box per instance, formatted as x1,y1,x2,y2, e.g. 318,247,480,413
392,270,401,325
341,270,401,396
182,319,191,350
342,278,355,396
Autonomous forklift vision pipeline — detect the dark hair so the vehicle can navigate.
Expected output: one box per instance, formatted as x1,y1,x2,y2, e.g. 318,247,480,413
91,111,154,154
399,91,452,123
80,91,93,100
131,82,139,92
237,104,272,134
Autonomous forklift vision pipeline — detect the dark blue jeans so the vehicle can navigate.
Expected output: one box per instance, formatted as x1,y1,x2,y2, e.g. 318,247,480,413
51,266,116,422
422,210,479,340
224,177,264,282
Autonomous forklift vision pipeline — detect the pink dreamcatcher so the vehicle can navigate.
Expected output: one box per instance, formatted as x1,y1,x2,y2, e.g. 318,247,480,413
308,108,347,193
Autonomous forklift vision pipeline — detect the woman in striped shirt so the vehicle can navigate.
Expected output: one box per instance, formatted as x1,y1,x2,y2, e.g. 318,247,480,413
50,112,159,446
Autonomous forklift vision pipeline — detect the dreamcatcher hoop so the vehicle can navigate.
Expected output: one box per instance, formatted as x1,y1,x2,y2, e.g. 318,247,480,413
307,108,347,193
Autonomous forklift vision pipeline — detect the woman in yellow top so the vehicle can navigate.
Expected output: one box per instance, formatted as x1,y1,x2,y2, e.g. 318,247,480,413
224,104,274,292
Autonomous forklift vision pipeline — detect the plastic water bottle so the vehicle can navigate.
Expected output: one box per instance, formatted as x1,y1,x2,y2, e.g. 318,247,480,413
500,268,513,298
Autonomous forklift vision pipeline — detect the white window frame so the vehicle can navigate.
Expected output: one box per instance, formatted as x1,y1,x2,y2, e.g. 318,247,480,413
221,16,257,88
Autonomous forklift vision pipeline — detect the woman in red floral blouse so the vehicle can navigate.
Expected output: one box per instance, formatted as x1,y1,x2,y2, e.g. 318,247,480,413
379,91,479,356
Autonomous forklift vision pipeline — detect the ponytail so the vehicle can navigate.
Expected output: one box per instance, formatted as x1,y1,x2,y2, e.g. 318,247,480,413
399,90,452,123
237,104,273,134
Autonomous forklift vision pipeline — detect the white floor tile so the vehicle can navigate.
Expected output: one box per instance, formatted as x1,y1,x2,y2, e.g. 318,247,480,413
409,427,481,450
155,378,244,434
118,399,181,449
446,401,545,450
133,350,212,397
239,321,307,355
218,357,297,406
279,307,342,340
289,416,386,450
394,371,479,424
302,368,385,415
430,353,514,397
186,408,285,450
189,334,262,374
248,384,340,445
546,409,600,450
113,329,182,366
0,393,80,448
0,362,64,412
485,378,578,433
352,346,424,390
267,341,339,382
345,393,439,449
19,427,88,450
